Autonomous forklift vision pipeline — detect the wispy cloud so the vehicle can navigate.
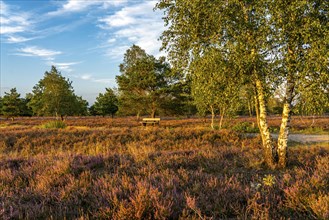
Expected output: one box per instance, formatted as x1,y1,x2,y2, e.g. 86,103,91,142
5,36,36,43
98,1,165,59
0,1,32,35
0,0,37,45
81,74,92,80
105,45,130,59
1,0,93,44
70,73,115,84
47,61,81,73
15,46,62,60
48,0,127,16
0,0,8,15
92,78,115,84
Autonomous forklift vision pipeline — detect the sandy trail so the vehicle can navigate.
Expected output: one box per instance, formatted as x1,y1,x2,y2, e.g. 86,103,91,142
244,133,329,144
274,134,329,144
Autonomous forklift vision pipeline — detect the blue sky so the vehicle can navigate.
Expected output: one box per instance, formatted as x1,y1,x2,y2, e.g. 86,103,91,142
0,0,165,104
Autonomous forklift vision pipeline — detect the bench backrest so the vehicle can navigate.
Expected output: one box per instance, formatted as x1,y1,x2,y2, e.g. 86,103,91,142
143,118,161,121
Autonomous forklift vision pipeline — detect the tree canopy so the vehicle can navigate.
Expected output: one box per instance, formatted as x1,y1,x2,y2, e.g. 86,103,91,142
92,88,119,117
28,66,88,119
156,0,329,168
116,45,172,118
1,88,24,120
190,48,241,129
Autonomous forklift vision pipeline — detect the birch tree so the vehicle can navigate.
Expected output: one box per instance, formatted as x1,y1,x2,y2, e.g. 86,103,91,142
156,0,328,168
190,49,240,129
271,0,329,167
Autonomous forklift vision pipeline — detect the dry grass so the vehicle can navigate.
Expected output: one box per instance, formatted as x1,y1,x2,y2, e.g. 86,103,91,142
0,116,328,219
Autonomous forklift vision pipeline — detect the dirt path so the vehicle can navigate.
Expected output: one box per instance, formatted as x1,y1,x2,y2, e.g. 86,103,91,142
245,133,329,144
273,134,329,144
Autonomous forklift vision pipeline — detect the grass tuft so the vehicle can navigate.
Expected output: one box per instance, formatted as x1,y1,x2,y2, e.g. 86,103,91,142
42,120,67,129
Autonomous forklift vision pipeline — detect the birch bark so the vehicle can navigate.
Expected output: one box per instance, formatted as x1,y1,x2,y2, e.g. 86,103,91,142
255,79,275,168
219,107,225,130
210,105,215,129
277,79,294,167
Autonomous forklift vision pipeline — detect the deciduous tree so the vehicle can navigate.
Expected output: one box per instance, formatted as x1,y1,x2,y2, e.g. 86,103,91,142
271,0,328,167
156,0,328,168
190,48,240,129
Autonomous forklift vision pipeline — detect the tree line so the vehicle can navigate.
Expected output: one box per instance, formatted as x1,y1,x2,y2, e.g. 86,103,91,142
1,44,328,122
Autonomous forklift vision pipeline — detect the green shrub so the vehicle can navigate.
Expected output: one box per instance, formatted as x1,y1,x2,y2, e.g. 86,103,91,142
232,122,258,133
42,120,67,129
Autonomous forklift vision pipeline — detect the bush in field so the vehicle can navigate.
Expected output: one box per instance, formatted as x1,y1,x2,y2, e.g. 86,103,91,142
42,120,67,129
232,121,259,133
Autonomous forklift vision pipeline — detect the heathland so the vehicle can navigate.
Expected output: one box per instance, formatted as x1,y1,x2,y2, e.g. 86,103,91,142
0,116,328,219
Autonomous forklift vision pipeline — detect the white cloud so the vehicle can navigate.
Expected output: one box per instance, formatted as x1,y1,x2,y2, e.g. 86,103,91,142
70,73,115,84
0,16,9,24
107,38,116,44
16,46,62,60
102,0,128,7
98,1,165,58
99,1,155,28
81,74,92,80
0,1,8,15
0,1,32,35
99,12,135,27
0,0,38,46
105,45,130,59
48,0,127,16
92,78,115,84
1,26,25,34
48,61,81,72
6,36,35,43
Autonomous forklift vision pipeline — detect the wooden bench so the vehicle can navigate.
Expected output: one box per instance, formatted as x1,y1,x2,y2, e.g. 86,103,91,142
141,118,160,126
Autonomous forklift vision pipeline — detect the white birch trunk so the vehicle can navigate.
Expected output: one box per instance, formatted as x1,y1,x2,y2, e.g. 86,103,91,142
210,105,215,129
277,80,294,168
219,109,225,130
254,95,260,130
255,79,275,168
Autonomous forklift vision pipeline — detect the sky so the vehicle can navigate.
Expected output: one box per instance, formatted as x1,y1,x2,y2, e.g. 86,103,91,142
0,0,166,104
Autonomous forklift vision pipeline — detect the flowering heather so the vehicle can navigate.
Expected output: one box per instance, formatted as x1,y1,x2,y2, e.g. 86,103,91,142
0,117,328,219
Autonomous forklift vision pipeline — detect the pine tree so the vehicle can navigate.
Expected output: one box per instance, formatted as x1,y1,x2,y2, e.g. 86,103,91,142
1,88,23,120
93,88,119,117
116,45,171,118
28,66,88,119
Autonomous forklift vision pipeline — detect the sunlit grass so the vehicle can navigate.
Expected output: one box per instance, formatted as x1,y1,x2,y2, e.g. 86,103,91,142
42,120,67,129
